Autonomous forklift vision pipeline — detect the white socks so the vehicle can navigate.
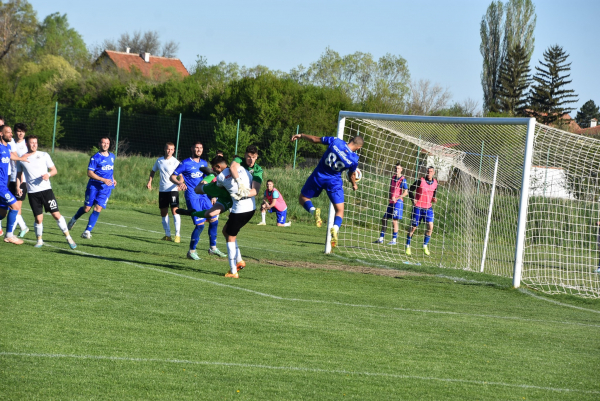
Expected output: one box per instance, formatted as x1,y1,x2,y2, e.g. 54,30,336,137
57,216,68,233
226,242,237,273
34,223,43,237
261,212,266,223
162,216,171,236
173,214,181,236
235,239,242,263
309,207,316,215
16,215,27,230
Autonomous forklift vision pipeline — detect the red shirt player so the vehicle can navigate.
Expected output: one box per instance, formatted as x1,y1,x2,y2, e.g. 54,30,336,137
406,166,438,256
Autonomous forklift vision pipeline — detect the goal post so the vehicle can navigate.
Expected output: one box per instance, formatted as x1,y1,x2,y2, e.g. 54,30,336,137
326,110,600,298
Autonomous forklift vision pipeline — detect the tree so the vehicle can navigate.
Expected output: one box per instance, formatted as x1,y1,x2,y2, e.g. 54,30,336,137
575,100,600,127
497,44,530,116
407,79,452,115
503,0,536,60
0,0,37,65
94,30,179,59
33,13,88,68
529,45,578,125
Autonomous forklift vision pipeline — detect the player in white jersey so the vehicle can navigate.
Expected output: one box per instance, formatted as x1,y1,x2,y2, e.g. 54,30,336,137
16,135,77,249
147,142,182,242
8,123,30,237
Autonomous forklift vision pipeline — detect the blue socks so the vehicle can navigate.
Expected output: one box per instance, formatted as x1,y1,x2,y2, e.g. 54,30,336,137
73,207,86,221
208,219,218,247
392,231,398,240
86,210,100,232
190,224,204,250
6,209,18,234
333,216,343,228
406,234,412,246
303,200,315,213
424,235,431,245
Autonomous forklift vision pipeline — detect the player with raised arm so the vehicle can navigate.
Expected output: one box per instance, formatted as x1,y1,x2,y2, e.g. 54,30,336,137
377,163,408,245
406,166,438,256
8,123,30,237
291,133,362,249
147,142,181,242
16,136,77,249
0,124,31,244
258,179,291,227
67,137,117,239
170,142,225,260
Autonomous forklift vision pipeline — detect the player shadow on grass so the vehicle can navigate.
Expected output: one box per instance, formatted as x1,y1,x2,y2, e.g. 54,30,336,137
111,233,181,247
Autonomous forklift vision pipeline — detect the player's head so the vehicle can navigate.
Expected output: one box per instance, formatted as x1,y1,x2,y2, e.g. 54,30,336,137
192,141,203,157
348,136,364,151
14,123,27,141
99,136,111,152
394,163,403,176
210,155,227,174
26,135,38,152
1,124,13,142
426,166,435,179
266,179,274,191
244,145,258,167
164,142,175,158
215,149,224,157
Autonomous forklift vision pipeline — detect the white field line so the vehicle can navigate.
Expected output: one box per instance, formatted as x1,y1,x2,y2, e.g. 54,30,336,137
27,241,600,328
518,288,600,314
0,352,597,395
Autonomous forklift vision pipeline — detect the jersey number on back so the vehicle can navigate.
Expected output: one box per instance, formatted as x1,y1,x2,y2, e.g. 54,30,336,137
326,153,346,172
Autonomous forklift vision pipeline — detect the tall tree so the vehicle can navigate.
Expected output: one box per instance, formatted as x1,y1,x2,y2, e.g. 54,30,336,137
529,45,578,125
575,100,600,127
503,0,536,60
0,0,37,64
33,13,88,68
94,30,179,59
497,44,530,116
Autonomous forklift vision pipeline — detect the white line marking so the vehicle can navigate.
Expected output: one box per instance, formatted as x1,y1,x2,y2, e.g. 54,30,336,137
28,241,600,328
518,288,600,314
0,352,597,394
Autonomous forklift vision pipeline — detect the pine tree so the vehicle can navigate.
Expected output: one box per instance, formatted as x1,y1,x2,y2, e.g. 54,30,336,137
497,44,530,116
575,100,600,127
529,45,578,125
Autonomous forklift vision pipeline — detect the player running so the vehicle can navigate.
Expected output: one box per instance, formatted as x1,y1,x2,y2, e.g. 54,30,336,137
291,133,363,249
16,136,77,249
8,122,30,237
67,137,117,239
377,163,408,245
170,141,225,260
258,179,291,227
0,124,31,244
406,166,438,256
147,142,182,242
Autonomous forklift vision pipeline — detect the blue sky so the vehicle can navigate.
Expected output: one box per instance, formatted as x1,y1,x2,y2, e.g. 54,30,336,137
30,0,599,115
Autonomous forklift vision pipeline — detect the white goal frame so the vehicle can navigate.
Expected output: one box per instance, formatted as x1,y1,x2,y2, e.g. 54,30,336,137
325,111,536,289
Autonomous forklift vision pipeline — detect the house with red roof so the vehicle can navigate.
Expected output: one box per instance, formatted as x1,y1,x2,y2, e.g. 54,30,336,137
94,49,189,79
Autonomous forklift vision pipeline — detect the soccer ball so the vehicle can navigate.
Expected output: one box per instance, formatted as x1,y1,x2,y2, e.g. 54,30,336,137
347,168,362,183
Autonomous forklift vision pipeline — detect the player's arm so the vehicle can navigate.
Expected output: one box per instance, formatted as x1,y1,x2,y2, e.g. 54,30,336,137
15,169,23,197
432,186,438,204
10,152,30,162
408,180,419,202
44,165,57,181
400,179,408,200
147,170,155,190
348,170,358,191
291,133,321,144
87,169,113,186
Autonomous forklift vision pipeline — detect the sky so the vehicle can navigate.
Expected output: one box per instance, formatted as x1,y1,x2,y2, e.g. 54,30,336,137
29,0,600,115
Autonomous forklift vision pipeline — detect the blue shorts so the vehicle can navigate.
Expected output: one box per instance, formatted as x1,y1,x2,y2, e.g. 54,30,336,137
269,208,288,224
185,192,213,225
411,207,434,227
0,186,17,210
301,173,345,205
384,200,404,220
85,181,113,209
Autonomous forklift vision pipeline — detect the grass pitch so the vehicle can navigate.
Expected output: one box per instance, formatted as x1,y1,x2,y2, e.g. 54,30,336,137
1,200,599,400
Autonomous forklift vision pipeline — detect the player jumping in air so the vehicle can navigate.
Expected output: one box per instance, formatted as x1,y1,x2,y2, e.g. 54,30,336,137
170,142,225,260
377,163,408,245
258,179,291,227
147,142,182,243
291,133,362,249
0,124,31,244
68,137,117,239
406,166,438,256
16,136,77,249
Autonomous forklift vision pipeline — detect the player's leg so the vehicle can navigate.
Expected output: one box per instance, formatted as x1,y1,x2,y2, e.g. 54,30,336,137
222,210,255,277
378,204,393,243
50,208,77,249
170,191,181,243
33,213,44,248
207,215,226,257
9,181,28,236
258,202,268,225
82,186,112,238
158,192,171,241
299,174,323,227
185,194,204,260
69,183,96,230
1,187,23,244
423,209,434,256
276,209,291,227
326,180,345,249
406,207,421,256
389,201,402,245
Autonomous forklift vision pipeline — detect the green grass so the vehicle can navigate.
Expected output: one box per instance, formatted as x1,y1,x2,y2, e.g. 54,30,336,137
1,200,600,400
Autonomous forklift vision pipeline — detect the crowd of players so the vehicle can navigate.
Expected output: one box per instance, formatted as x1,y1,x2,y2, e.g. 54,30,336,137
1,115,440,276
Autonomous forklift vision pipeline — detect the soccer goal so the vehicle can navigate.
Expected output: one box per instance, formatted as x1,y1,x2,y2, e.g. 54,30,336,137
326,111,600,298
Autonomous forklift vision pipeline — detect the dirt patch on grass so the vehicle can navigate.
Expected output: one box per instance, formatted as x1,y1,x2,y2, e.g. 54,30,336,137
263,260,425,278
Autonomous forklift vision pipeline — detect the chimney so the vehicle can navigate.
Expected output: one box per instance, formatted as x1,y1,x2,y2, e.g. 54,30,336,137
141,52,150,63
591,119,597,128
126,47,130,53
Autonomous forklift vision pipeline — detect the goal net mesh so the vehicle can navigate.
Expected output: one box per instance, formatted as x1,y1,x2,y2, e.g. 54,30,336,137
336,115,600,298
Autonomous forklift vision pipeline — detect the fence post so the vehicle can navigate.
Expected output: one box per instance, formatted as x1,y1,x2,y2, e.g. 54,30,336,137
293,125,299,169
115,107,121,157
235,119,240,155
175,113,182,159
51,102,58,153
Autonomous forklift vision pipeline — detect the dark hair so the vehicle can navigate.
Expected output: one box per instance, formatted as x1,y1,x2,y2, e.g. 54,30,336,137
14,123,27,133
427,166,435,170
0,125,5,131
350,136,364,146
26,135,38,144
245,145,258,155
100,136,111,145
395,162,402,167
215,149,224,156
0,115,5,122
192,141,203,147
165,142,175,148
266,179,274,184
211,155,227,166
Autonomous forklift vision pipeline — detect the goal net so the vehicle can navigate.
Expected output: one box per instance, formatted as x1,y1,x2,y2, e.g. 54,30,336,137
327,111,600,298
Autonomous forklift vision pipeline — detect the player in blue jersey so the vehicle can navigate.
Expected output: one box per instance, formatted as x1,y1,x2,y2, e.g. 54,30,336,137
67,137,117,239
0,124,31,244
291,133,363,249
170,141,225,260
